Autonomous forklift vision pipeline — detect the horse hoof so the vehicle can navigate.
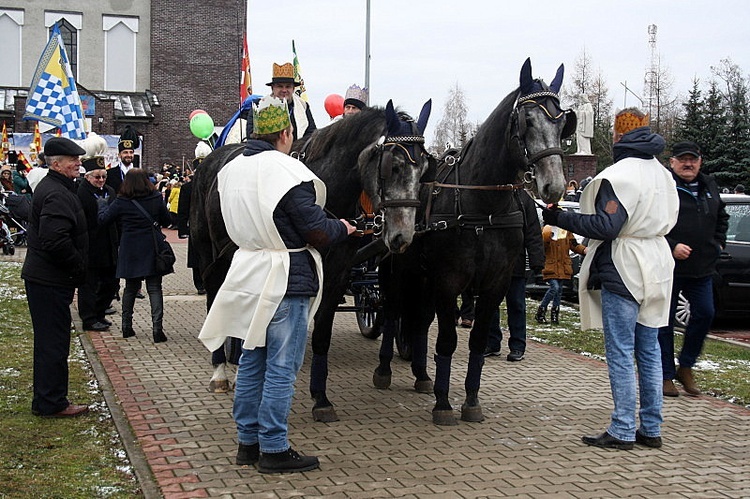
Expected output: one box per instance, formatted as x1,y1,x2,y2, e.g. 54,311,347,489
208,379,230,393
312,406,339,423
372,371,391,390
414,379,433,394
460,403,484,423
432,409,458,426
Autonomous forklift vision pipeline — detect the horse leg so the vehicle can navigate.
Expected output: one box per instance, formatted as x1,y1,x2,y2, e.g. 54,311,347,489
373,317,395,389
432,285,462,426
208,361,230,393
461,351,485,422
432,353,457,426
310,352,338,422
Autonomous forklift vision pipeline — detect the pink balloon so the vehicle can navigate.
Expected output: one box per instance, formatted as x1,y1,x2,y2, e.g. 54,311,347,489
189,109,207,121
324,94,344,118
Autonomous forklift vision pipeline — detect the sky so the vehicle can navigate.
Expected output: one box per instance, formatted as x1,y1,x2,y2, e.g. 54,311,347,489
246,0,750,145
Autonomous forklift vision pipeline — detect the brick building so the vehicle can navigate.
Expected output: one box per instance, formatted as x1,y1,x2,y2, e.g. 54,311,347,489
0,0,245,171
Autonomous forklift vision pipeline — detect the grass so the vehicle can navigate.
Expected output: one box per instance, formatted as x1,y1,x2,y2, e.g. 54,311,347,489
0,262,142,498
526,299,750,408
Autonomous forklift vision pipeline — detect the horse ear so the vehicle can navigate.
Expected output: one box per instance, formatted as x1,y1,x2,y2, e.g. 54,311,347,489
385,99,399,136
416,99,432,135
550,63,564,94
519,57,533,95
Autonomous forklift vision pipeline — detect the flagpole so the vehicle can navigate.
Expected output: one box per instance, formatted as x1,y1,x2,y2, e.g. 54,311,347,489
365,0,371,92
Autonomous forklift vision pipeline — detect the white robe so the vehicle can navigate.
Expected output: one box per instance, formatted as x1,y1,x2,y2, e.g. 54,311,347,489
578,157,679,330
198,150,326,352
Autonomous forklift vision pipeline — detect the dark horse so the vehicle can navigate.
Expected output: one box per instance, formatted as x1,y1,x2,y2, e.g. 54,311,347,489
374,58,575,425
189,100,434,399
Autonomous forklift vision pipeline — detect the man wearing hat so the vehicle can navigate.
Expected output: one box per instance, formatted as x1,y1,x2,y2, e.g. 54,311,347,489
542,107,679,450
658,141,728,398
106,125,140,194
343,84,369,116
244,62,317,142
77,136,120,333
21,137,90,418
199,95,354,473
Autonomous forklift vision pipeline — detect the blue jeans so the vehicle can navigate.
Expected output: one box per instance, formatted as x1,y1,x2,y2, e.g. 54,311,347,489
540,279,563,308
601,286,663,440
234,296,310,453
488,276,527,352
658,275,714,379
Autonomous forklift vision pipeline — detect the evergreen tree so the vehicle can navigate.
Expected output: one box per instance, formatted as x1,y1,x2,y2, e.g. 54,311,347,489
673,78,704,144
699,81,730,177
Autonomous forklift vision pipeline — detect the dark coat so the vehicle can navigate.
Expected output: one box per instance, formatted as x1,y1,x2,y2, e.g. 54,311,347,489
21,169,88,287
177,180,199,268
515,191,545,278
666,171,729,278
98,191,172,279
77,180,118,269
105,163,126,194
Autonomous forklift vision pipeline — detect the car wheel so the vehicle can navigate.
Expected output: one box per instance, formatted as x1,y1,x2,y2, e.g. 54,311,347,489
674,291,690,330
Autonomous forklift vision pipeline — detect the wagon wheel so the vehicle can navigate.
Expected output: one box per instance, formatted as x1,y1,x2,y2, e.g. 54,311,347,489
394,319,412,361
353,285,383,339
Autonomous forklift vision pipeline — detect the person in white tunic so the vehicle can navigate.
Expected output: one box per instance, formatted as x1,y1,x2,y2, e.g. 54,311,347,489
542,107,679,450
199,96,354,473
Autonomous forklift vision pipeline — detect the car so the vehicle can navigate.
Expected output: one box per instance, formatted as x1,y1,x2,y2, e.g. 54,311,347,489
526,200,583,302
674,193,750,327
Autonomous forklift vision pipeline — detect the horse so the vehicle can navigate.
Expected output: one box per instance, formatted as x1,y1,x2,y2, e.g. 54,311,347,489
189,100,435,399
373,58,575,425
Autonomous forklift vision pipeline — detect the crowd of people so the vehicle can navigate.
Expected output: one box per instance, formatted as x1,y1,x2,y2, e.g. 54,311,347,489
8,59,744,475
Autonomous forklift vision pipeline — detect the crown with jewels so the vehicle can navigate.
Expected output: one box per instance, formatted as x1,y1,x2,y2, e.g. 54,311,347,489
252,96,291,135
614,109,650,135
344,84,369,108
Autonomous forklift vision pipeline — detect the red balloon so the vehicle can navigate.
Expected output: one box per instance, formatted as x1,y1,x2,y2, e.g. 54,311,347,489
324,94,344,118
189,109,207,120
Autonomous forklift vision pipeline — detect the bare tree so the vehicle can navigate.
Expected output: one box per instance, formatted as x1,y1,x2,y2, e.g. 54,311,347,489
431,83,470,155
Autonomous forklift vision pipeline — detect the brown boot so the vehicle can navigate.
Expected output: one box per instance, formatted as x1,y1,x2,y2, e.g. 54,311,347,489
663,379,679,397
676,366,701,396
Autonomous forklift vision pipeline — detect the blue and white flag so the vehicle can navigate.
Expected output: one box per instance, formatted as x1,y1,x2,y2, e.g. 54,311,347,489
23,24,86,140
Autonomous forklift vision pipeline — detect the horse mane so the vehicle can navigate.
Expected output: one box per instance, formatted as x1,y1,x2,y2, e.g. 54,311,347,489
304,107,386,164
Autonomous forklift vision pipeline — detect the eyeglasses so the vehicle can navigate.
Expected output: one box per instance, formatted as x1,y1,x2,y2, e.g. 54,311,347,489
89,174,107,179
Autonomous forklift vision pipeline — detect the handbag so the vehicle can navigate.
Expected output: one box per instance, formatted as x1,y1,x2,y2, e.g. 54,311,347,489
131,199,176,275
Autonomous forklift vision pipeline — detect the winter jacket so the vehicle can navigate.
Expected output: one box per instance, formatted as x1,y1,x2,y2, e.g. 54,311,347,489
541,225,586,280
21,169,88,287
77,180,118,269
666,171,729,278
98,190,172,278
514,190,544,278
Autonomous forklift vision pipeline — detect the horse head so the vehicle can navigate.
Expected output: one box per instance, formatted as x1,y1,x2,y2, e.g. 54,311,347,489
358,99,434,253
512,57,574,204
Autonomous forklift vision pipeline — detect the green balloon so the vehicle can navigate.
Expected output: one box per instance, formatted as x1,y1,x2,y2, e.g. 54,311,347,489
190,113,214,139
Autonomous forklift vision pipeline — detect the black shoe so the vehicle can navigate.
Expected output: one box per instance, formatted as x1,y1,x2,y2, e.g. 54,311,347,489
236,442,259,465
153,330,168,343
581,431,634,450
635,430,662,449
84,321,110,331
122,327,136,338
506,350,524,362
104,306,117,315
197,288,207,295
136,291,145,299
100,317,113,327
258,447,320,474
483,347,501,357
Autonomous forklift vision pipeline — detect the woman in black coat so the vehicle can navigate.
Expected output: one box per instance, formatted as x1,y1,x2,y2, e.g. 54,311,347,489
98,168,172,342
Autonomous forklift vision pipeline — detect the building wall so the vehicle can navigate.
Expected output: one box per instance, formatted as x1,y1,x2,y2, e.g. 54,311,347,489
149,0,245,167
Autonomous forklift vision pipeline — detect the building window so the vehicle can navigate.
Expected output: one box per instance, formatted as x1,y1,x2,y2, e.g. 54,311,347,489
45,12,82,80
103,16,139,92
0,9,24,86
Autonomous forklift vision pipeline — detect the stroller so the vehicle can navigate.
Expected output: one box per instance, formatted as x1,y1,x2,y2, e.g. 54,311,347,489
0,191,30,255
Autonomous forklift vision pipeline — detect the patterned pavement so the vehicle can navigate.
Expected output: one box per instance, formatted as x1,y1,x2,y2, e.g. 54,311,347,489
72,238,750,498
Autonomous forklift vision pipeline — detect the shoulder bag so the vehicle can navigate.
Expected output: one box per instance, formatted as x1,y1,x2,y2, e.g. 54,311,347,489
132,199,176,275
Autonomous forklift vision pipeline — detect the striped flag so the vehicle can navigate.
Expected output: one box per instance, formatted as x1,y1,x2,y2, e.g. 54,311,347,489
23,23,86,140
1,121,9,162
29,121,42,163
291,40,308,102
240,33,252,105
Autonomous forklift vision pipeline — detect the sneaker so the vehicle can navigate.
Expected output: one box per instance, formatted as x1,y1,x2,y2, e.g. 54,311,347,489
258,447,320,474
236,442,259,465
506,350,524,362
483,347,501,357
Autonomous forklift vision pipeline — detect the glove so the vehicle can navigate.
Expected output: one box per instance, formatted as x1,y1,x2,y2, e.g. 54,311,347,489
542,204,561,226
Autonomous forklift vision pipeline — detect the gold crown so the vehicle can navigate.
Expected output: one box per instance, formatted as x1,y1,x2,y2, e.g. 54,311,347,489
253,96,291,135
272,62,294,79
614,110,650,135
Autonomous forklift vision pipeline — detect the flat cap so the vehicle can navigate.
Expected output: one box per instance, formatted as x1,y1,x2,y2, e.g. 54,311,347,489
44,137,86,157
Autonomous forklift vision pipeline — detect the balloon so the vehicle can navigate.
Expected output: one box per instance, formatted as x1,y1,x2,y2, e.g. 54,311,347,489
189,109,207,120
324,94,344,118
190,113,214,139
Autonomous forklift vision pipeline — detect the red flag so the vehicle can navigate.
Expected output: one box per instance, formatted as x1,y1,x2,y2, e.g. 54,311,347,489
16,151,32,172
55,128,62,137
1,121,8,162
240,33,252,104
32,122,42,153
